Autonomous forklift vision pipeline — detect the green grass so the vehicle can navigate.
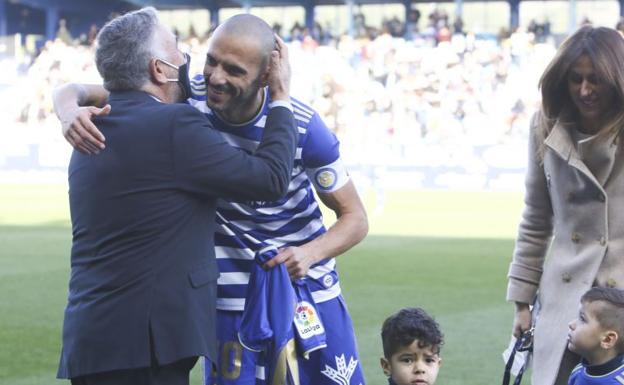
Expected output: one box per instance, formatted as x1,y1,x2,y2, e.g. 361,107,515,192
0,184,524,385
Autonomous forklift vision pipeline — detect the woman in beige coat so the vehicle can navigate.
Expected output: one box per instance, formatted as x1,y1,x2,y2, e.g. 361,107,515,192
507,26,624,385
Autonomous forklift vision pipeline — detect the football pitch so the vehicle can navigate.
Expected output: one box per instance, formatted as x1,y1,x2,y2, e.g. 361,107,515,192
0,184,525,385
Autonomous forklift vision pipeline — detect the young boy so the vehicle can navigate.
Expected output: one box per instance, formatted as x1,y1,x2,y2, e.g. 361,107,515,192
380,307,443,385
567,287,624,384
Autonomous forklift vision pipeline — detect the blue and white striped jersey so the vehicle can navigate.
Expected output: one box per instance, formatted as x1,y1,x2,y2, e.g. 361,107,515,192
189,75,350,311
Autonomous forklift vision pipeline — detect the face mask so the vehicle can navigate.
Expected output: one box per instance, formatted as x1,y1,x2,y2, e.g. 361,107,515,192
157,53,192,101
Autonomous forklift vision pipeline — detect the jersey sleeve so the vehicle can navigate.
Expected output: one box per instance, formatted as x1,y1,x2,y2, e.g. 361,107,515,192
302,113,349,193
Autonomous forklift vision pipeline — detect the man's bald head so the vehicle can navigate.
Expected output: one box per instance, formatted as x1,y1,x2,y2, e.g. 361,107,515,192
213,14,275,69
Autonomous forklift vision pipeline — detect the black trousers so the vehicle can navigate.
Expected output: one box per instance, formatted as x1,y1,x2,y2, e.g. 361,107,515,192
70,356,198,385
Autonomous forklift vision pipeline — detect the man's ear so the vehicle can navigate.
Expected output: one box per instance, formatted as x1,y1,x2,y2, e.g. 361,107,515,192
600,330,619,350
150,59,168,85
380,357,391,377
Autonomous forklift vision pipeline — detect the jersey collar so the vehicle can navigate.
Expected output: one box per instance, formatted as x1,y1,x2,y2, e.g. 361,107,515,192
584,354,624,376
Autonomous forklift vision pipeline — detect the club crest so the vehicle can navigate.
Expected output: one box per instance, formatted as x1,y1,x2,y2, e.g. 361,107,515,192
315,168,337,190
321,354,360,385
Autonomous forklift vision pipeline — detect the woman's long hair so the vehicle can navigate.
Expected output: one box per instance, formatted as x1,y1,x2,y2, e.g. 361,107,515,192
537,26,624,158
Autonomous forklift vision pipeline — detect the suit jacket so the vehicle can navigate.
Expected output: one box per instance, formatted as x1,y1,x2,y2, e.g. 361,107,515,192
57,90,297,379
507,113,624,385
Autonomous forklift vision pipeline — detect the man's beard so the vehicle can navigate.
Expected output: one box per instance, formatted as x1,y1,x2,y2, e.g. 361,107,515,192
205,76,264,116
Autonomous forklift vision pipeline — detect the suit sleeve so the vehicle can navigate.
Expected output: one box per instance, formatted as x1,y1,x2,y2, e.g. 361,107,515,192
506,112,554,304
172,104,297,201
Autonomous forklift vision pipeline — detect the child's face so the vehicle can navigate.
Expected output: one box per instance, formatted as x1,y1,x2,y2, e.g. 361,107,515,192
567,301,608,360
380,340,441,385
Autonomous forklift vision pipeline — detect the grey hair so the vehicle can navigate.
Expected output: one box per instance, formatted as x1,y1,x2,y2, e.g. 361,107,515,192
95,7,161,91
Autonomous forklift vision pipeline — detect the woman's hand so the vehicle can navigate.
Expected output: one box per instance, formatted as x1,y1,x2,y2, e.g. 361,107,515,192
512,302,532,338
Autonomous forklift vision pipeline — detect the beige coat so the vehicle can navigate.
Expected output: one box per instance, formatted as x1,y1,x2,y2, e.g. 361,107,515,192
507,116,624,385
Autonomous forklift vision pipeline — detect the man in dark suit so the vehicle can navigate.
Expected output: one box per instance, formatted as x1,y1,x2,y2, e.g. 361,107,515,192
56,7,297,385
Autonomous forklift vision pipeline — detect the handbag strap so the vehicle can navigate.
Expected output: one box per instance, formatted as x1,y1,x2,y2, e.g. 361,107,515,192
502,333,530,385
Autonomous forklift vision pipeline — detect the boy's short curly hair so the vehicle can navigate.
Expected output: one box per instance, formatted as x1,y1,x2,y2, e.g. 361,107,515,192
381,307,444,358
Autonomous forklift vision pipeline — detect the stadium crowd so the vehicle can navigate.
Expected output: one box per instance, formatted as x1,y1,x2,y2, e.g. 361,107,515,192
1,11,559,190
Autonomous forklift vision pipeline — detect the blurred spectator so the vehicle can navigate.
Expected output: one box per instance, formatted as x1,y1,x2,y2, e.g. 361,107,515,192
87,24,98,45
290,21,304,41
527,18,551,43
354,13,369,38
189,25,198,39
453,17,464,35
2,19,558,189
497,27,511,43
272,22,282,37
56,19,73,45
385,16,405,38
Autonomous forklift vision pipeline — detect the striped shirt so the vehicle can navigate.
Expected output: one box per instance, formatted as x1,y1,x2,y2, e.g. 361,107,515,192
189,75,350,311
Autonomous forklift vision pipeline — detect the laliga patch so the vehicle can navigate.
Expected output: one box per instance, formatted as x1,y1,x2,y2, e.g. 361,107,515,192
294,301,325,339
315,168,338,191
323,274,334,288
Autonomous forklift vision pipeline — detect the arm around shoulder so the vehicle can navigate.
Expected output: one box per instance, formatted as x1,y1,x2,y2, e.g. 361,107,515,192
52,83,109,117
52,83,111,154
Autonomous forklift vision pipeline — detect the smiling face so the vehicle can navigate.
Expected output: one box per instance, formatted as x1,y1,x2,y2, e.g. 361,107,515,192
202,31,268,123
567,54,616,133
381,340,441,385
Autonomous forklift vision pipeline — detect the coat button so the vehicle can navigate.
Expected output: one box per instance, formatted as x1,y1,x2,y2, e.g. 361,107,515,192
562,273,572,283
607,278,617,288
600,236,606,246
571,233,581,243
